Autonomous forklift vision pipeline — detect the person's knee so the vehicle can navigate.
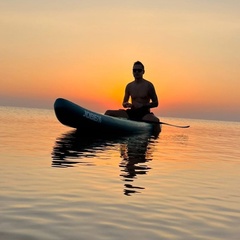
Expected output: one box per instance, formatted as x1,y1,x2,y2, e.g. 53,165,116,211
142,114,159,122
105,110,112,116
105,109,128,118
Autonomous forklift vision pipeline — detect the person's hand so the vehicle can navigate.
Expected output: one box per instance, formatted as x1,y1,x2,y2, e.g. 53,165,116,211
123,102,132,108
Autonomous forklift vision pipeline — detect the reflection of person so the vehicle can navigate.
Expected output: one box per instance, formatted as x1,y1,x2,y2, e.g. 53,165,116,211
119,134,153,196
105,61,160,126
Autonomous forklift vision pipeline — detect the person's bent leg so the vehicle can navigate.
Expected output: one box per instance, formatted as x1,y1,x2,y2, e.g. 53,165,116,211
142,113,159,122
142,113,161,136
104,109,129,118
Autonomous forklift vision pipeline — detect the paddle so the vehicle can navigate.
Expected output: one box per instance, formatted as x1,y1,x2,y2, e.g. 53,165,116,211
159,121,190,128
143,120,190,128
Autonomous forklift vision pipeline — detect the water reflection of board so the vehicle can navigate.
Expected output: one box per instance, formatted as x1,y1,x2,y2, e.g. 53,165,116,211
54,98,155,135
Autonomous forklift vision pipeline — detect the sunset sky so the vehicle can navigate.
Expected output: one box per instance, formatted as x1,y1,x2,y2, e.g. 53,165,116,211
1,0,239,121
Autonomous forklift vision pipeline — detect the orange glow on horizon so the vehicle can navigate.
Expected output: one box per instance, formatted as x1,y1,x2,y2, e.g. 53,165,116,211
0,1,239,121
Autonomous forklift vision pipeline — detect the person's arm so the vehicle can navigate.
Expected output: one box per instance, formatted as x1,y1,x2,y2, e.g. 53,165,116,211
122,85,132,108
144,83,158,109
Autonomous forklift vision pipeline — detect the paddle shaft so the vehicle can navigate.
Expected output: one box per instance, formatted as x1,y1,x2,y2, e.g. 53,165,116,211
143,120,190,128
160,122,190,128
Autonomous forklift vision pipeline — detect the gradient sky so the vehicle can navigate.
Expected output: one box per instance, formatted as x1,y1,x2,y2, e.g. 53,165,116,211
1,0,239,121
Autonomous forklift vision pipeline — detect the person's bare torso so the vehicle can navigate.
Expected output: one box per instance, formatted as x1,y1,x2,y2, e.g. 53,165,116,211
127,79,152,108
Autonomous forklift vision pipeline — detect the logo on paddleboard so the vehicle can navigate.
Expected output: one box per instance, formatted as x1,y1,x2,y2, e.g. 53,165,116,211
83,110,102,123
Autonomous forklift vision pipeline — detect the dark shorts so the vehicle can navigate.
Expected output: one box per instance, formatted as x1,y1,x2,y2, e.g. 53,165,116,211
126,107,151,121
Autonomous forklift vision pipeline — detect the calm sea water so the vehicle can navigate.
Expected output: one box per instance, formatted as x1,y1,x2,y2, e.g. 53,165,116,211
1,106,240,240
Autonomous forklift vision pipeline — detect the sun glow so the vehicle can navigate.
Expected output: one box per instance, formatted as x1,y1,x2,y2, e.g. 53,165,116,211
0,1,239,121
